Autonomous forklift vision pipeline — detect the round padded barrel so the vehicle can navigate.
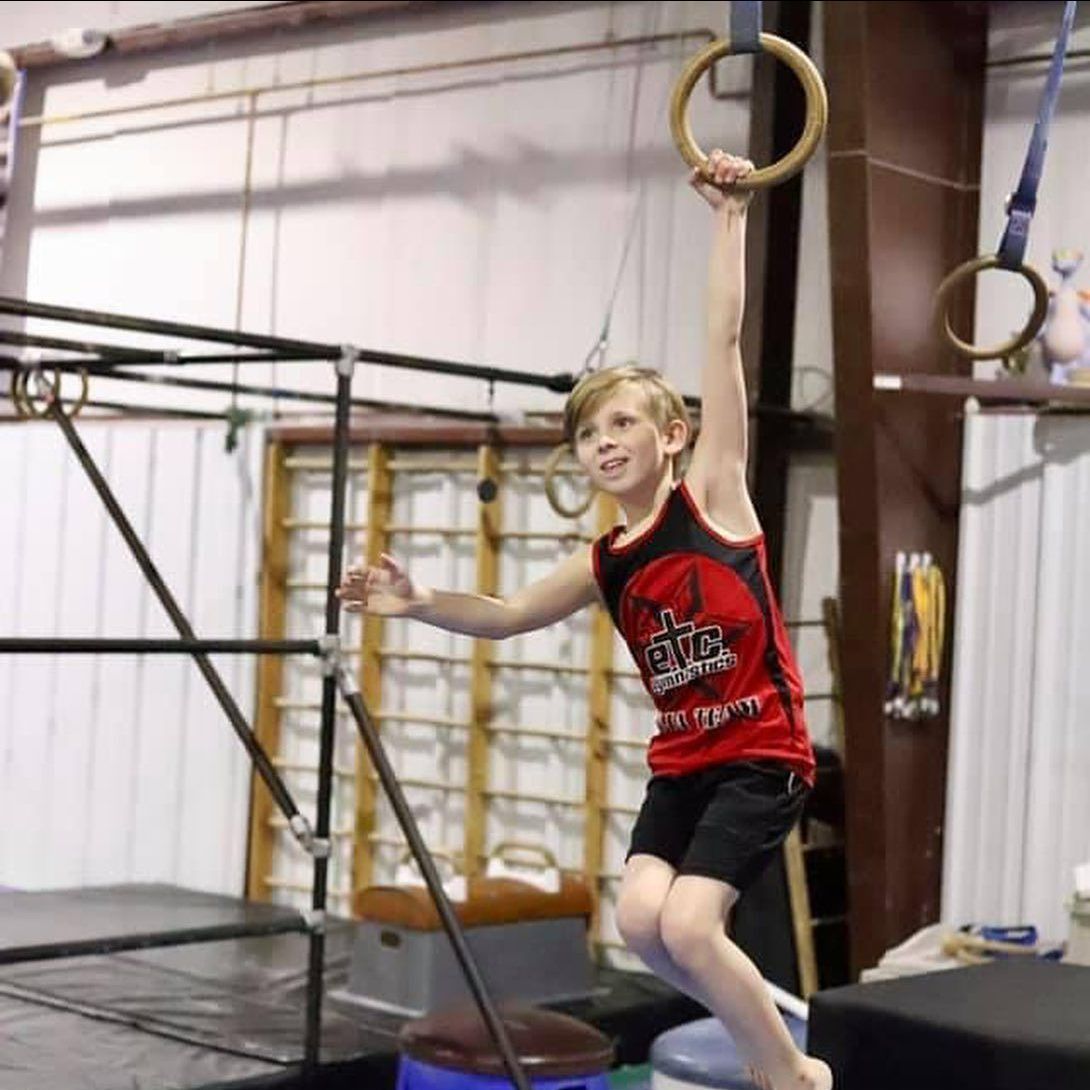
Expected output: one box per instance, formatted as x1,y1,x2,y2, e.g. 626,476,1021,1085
650,1013,806,1089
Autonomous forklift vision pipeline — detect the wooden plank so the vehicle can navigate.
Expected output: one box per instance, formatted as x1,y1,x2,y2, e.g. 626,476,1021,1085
783,826,820,998
246,439,291,901
464,444,500,877
270,421,566,446
584,492,617,946
874,371,1090,408
822,596,846,758
353,442,392,893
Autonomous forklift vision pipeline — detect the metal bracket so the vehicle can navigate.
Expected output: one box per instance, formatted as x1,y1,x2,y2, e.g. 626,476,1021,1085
318,633,340,678
290,813,332,859
998,206,1033,270
301,909,327,934
336,663,360,698
337,344,360,378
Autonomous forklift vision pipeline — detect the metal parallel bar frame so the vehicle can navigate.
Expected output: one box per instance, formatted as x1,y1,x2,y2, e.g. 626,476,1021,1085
302,360,353,1074
0,638,320,654
0,356,499,424
0,917,308,967
0,413,330,1070
0,295,576,392
0,304,582,1088
0,302,834,442
0,327,154,357
41,397,231,421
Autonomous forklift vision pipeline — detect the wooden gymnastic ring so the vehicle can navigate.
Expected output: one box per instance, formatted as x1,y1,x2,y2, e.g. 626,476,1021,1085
11,368,29,417
935,255,1050,361
670,34,828,189
543,443,594,520
13,366,90,419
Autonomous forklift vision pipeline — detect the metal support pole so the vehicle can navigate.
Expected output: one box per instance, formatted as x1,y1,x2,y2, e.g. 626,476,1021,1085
335,666,532,1090
9,359,498,422
0,295,575,391
0,638,321,655
301,347,356,1077
0,294,340,355
44,402,326,858
0,916,308,967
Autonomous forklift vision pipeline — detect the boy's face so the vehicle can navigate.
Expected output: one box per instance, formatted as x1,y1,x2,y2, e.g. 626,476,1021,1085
572,383,686,494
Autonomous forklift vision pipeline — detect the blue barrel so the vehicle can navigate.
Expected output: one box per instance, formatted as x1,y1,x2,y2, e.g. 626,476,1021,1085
398,1004,613,1090
650,1014,807,1089
397,1056,609,1090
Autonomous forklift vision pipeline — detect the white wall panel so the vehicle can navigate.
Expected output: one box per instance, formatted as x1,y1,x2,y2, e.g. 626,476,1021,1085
0,419,262,894
939,6,1090,943
1022,420,1090,934
944,412,1090,941
0,3,264,50
976,3,1090,378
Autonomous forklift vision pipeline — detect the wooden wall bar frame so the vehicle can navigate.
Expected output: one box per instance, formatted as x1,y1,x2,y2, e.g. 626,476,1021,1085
354,442,393,892
584,493,617,940
247,440,291,900
465,444,501,876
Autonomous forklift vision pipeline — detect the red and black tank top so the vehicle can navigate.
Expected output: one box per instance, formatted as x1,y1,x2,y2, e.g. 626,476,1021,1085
592,481,815,784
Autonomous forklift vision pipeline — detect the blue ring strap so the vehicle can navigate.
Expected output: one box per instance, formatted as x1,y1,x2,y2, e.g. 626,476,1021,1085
729,0,762,55
997,0,1076,270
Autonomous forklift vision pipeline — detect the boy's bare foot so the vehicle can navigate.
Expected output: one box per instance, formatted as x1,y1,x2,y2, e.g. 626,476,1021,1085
794,1055,833,1090
751,1055,833,1090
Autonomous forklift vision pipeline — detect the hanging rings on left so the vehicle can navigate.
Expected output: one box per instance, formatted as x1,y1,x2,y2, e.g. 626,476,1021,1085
12,364,90,419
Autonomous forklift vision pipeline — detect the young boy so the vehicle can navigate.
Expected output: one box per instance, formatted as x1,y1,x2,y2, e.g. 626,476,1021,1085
338,150,832,1090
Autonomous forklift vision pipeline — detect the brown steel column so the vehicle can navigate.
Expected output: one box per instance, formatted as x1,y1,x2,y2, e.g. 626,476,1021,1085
824,0,986,975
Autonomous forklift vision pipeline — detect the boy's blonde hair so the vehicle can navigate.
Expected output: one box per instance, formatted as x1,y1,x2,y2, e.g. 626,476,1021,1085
563,365,692,448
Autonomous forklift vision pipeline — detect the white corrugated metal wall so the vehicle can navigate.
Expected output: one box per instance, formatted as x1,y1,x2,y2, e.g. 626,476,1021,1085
943,411,1090,942
0,418,262,894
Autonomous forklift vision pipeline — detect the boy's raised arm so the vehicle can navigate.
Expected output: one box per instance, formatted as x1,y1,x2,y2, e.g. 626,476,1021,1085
685,150,762,539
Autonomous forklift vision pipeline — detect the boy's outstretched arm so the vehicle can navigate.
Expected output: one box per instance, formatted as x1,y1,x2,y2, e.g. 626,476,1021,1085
684,149,762,539
338,546,599,639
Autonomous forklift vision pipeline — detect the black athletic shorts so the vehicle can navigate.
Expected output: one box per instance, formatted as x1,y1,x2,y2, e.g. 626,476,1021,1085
625,760,810,892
